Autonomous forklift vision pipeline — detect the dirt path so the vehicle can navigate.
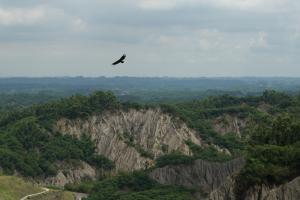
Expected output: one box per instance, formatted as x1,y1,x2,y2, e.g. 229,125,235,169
73,192,88,200
20,187,49,200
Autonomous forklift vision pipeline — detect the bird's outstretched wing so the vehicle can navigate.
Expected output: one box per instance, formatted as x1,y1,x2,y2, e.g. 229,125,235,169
120,54,126,60
112,54,126,65
112,60,120,65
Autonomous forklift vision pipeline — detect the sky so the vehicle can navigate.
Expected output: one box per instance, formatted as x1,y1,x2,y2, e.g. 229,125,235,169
0,0,299,77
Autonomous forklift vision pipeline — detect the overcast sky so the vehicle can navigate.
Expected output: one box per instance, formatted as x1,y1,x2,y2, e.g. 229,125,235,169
0,0,299,77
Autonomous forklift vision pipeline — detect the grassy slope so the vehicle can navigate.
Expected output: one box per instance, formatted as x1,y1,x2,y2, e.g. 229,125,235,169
0,176,42,200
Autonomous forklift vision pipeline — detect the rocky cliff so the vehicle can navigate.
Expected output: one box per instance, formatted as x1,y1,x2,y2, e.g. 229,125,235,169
209,176,236,200
211,115,248,138
149,158,246,198
209,176,300,200
55,108,202,171
243,177,300,200
47,108,300,200
44,160,96,186
150,158,300,200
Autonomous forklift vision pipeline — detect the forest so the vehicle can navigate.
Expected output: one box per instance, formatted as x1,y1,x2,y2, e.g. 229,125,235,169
0,91,118,177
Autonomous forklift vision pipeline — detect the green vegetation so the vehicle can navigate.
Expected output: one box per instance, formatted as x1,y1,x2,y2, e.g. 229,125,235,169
0,91,117,177
155,143,233,168
0,92,63,112
235,113,300,198
0,91,119,127
186,141,233,162
155,153,195,167
160,95,251,150
157,90,300,197
84,171,194,200
1,89,300,200
0,176,42,200
65,181,95,194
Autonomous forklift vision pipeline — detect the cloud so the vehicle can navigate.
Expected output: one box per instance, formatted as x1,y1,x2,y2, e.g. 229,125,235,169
138,0,176,10
156,28,268,52
249,31,268,48
70,18,88,32
0,6,46,25
0,4,89,38
138,0,288,12
204,0,286,11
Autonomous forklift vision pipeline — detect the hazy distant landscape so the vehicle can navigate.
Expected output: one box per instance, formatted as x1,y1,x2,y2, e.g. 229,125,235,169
2,77,300,107
3,77,300,93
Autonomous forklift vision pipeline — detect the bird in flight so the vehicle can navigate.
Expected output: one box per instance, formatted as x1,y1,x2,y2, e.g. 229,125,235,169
112,54,126,65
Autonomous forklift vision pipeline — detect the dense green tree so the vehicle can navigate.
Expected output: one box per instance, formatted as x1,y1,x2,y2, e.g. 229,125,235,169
85,172,194,200
236,113,300,198
0,91,117,177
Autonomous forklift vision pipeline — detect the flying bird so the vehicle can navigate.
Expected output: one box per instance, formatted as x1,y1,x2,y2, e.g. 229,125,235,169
112,54,126,65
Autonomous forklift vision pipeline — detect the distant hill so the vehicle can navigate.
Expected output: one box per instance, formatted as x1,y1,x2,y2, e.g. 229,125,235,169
1,77,300,94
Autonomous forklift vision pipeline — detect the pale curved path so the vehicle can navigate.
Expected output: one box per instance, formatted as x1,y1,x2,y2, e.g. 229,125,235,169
20,187,49,200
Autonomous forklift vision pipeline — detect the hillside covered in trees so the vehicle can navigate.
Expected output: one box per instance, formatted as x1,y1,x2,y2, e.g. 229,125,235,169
0,91,118,177
0,90,299,199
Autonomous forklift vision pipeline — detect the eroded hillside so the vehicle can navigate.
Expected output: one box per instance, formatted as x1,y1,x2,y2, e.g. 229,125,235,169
1,90,299,200
55,109,202,171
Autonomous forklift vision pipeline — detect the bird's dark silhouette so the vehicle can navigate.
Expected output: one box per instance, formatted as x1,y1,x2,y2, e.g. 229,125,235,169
112,54,126,65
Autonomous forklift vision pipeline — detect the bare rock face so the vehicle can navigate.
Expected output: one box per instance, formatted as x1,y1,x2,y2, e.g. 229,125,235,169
212,115,247,138
149,158,245,197
45,160,96,186
257,103,272,113
243,177,300,200
208,176,300,200
55,109,202,171
208,176,236,200
150,159,300,200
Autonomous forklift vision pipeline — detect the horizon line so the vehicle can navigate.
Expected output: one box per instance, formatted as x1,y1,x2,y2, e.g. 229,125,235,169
2,76,300,79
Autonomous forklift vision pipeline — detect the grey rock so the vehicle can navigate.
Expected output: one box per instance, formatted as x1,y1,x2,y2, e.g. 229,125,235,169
150,158,245,194
55,108,202,171
244,177,300,200
209,176,300,200
44,160,96,186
